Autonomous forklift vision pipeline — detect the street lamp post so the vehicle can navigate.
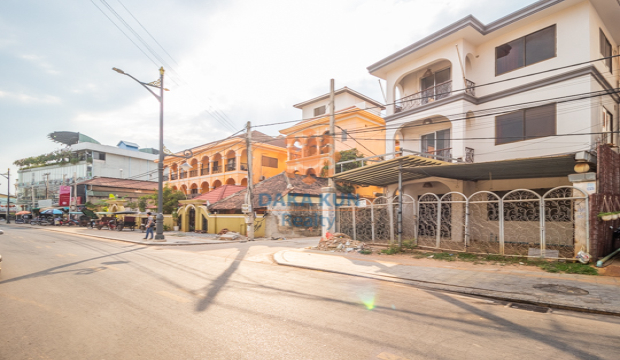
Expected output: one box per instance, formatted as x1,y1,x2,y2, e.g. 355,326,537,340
112,67,192,241
1,168,10,224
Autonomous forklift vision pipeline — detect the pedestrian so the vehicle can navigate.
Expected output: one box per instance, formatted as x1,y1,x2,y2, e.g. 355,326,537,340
144,212,154,240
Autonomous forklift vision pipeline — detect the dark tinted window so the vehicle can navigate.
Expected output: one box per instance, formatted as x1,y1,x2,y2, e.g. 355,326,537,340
601,30,612,72
496,104,556,145
496,25,555,75
314,105,326,117
496,38,525,75
525,26,556,66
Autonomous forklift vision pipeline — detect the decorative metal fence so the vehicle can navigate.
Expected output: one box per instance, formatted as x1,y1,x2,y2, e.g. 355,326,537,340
336,186,588,259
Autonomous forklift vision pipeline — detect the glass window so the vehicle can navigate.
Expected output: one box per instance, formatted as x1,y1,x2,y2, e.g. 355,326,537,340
525,26,556,66
341,130,348,142
496,104,556,145
314,105,326,117
496,25,555,75
600,29,612,72
261,156,278,168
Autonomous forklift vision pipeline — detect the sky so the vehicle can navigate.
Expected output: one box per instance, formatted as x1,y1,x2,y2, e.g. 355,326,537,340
0,0,536,194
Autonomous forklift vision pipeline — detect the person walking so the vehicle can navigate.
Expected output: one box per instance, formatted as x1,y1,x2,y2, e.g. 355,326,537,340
144,212,154,240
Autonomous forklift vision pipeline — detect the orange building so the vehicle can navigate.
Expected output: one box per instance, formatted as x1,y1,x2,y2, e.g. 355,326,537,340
162,131,287,197
280,87,386,197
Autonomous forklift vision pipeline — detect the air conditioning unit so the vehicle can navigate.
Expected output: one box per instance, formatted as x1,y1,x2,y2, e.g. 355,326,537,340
259,176,266,181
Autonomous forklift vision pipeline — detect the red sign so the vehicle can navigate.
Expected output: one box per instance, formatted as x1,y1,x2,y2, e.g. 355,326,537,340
59,186,71,206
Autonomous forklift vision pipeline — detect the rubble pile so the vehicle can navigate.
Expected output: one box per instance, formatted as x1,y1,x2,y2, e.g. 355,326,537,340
317,232,365,252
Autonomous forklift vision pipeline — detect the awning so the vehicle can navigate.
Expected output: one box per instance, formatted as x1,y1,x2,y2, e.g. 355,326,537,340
331,155,446,187
402,154,577,181
332,153,579,186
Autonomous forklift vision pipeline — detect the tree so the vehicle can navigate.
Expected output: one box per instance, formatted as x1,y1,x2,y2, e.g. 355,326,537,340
141,186,185,214
335,148,365,173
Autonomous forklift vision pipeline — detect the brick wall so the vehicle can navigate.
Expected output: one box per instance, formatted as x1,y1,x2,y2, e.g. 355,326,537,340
591,145,620,259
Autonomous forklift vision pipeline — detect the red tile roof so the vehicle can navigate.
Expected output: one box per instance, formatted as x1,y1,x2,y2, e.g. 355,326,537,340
194,185,245,205
78,177,158,190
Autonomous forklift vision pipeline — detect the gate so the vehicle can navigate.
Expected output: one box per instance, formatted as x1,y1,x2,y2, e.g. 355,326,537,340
417,193,439,248
543,186,587,258
439,192,467,251
467,191,501,254
502,189,542,256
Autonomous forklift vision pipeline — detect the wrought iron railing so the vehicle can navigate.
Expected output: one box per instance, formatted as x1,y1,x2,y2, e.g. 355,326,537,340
212,166,222,174
170,173,178,180
201,168,209,175
465,79,476,97
240,163,248,171
180,171,188,179
425,148,452,161
465,147,474,163
395,79,475,113
226,163,237,172
189,170,198,177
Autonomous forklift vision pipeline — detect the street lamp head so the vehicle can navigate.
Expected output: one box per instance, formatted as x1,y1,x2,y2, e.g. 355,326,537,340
112,67,125,74
180,162,192,171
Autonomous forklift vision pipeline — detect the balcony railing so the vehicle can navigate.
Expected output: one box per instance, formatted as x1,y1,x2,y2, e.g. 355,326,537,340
240,163,248,171
226,162,236,172
201,168,209,175
170,173,178,180
180,171,188,179
395,79,475,113
425,148,452,161
212,166,222,174
189,170,198,177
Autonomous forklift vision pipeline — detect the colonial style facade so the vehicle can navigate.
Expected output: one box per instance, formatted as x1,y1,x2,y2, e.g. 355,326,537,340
279,87,385,197
162,131,287,197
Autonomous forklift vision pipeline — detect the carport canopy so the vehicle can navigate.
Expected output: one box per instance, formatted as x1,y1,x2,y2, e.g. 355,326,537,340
332,153,580,186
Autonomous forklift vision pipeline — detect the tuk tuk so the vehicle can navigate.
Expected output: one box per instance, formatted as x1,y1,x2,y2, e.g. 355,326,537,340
114,211,139,231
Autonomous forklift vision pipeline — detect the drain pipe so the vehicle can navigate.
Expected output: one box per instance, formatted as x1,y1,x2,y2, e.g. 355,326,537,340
596,247,620,267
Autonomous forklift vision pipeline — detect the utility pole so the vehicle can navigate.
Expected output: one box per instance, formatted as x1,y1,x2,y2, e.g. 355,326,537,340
245,121,255,240
2,168,10,224
31,185,35,210
44,173,50,201
73,172,78,210
321,79,337,238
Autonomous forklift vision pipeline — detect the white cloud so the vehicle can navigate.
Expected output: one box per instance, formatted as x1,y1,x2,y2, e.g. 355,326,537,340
0,89,61,104
20,54,59,75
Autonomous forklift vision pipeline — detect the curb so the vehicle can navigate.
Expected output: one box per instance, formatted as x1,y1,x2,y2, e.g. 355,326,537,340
23,225,244,246
273,250,620,317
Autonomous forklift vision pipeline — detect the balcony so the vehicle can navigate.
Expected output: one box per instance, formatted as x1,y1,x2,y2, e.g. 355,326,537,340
240,163,248,171
180,171,188,179
170,173,178,180
189,170,198,177
212,166,222,174
395,79,475,113
226,162,237,172
201,168,209,176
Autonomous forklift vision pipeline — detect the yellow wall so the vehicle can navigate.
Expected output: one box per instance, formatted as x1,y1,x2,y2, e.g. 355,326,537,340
162,137,287,195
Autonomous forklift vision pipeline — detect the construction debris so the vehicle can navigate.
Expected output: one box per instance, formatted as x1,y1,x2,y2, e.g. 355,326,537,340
317,232,365,252
216,231,242,240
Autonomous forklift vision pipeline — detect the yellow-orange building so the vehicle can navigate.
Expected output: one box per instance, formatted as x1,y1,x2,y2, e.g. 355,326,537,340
162,131,287,197
280,87,386,197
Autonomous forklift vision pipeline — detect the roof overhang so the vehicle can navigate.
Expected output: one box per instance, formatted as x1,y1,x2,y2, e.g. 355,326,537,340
333,153,587,187
293,87,385,110
331,155,446,187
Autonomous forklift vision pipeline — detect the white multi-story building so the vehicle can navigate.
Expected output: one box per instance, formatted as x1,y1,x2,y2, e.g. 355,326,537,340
367,0,618,163
15,132,158,209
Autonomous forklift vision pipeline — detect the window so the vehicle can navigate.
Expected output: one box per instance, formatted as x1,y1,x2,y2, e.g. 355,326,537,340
262,156,278,168
421,68,451,103
496,103,556,145
496,25,556,75
421,129,450,158
603,108,614,144
600,29,612,73
314,105,326,117
341,130,348,142
92,151,106,161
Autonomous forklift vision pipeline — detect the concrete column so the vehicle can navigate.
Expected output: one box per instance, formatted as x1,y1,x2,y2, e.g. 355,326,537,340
321,186,336,237
236,155,242,170
570,172,596,256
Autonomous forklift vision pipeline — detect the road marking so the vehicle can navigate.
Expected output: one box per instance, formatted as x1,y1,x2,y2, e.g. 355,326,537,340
157,291,191,303
377,352,410,360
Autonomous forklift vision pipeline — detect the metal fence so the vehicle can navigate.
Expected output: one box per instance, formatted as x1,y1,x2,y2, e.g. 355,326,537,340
336,186,588,259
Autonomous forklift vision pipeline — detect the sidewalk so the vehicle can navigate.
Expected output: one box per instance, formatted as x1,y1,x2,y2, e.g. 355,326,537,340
12,224,245,246
274,249,620,316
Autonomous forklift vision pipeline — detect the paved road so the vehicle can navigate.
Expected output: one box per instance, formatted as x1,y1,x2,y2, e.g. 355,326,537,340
1,226,620,360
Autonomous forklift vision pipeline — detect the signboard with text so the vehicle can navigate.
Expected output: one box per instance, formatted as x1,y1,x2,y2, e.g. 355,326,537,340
59,186,71,206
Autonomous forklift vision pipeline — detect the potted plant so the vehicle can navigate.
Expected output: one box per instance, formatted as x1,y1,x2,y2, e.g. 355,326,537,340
172,210,179,231
598,212,614,221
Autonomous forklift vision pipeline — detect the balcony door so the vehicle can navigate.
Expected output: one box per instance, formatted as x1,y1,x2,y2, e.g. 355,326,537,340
421,68,450,103
421,129,450,159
